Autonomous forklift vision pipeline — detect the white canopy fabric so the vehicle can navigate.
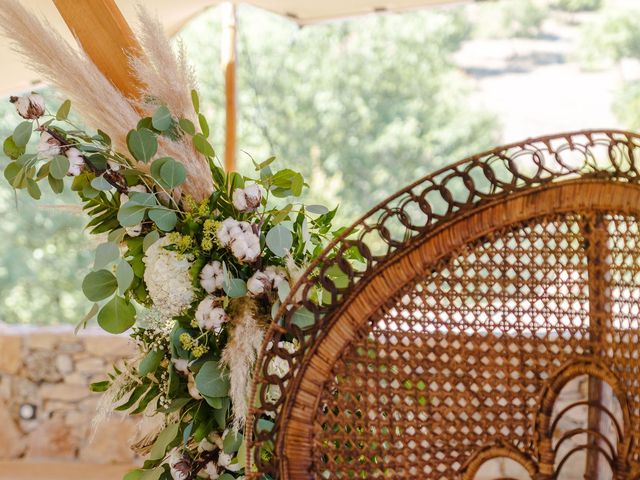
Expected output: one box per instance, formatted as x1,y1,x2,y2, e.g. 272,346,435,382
0,0,464,95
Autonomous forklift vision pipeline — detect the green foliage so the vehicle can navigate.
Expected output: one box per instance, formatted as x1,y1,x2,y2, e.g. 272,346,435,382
554,0,602,12
577,10,640,68
471,0,547,39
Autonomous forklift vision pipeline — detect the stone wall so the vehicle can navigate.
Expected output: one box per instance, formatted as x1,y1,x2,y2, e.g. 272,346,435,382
0,324,138,464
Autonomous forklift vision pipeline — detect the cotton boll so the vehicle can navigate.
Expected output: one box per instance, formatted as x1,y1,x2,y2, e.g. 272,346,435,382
217,218,239,247
197,437,216,453
107,160,121,171
171,358,189,375
65,147,84,176
37,132,61,159
187,372,202,400
203,461,219,480
168,448,191,480
125,224,143,237
230,232,261,263
200,261,224,293
120,184,147,205
195,296,228,333
11,93,45,119
232,183,262,212
264,266,287,288
247,271,270,296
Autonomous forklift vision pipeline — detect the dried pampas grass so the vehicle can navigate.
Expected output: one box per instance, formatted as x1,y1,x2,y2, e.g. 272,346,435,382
0,0,213,201
221,301,266,431
0,0,139,154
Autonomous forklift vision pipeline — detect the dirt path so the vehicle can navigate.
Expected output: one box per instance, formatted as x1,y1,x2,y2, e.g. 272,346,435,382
0,461,135,480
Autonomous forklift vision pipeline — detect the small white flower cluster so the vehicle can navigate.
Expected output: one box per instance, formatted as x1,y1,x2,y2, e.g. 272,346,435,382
136,308,173,352
196,431,243,479
199,260,224,293
232,183,262,212
217,218,261,263
11,93,44,120
143,237,195,318
195,296,228,333
247,266,287,296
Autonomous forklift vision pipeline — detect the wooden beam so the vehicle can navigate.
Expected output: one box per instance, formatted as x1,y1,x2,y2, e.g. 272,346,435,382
221,2,238,172
53,0,143,100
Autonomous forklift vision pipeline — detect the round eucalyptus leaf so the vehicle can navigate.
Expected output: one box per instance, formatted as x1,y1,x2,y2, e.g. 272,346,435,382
266,224,293,257
3,162,20,184
151,105,172,131
149,422,180,461
94,242,120,269
306,204,329,215
50,155,70,180
116,260,135,293
148,208,177,231
159,159,186,189
138,349,164,376
82,269,118,301
48,174,64,194
97,295,136,334
117,201,147,227
143,230,161,252
90,175,113,191
127,128,157,163
193,133,215,157
195,361,230,398
223,278,247,298
12,121,33,146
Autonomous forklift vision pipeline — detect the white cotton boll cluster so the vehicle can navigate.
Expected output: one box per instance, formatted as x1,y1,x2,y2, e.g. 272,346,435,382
217,219,261,263
37,132,61,159
232,183,262,212
11,93,45,119
200,261,224,293
143,237,195,318
171,358,189,375
247,266,287,296
65,147,84,176
168,449,190,480
195,296,228,333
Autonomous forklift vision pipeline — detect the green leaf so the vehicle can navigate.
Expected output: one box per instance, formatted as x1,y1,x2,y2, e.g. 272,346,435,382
152,105,172,131
48,174,64,193
191,89,200,113
292,307,314,329
202,394,223,409
179,118,196,135
291,172,304,196
82,269,118,301
150,157,173,188
127,128,157,163
91,175,113,191
90,380,111,393
75,303,100,334
160,159,186,188
50,155,70,180
193,133,215,157
94,242,120,269
116,260,135,293
139,467,163,480
198,113,209,137
223,431,243,454
223,278,247,298
148,208,177,231
3,136,24,159
307,204,329,215
255,156,276,171
143,230,160,252
149,422,180,461
266,224,293,257
3,162,20,185
56,99,71,120
139,349,164,376
98,295,136,334
26,178,41,199
13,121,32,146
117,201,147,227
195,361,230,398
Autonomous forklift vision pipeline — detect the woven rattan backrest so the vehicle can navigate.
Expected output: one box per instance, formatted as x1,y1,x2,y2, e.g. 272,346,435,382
247,131,640,479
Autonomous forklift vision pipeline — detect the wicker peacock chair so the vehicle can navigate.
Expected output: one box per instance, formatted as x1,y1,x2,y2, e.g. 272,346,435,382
246,130,640,479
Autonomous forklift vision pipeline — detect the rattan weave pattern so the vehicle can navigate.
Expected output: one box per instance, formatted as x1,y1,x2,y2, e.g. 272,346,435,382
246,130,640,479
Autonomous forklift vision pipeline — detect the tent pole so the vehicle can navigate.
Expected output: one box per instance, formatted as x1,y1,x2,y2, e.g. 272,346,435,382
53,0,142,101
221,2,238,172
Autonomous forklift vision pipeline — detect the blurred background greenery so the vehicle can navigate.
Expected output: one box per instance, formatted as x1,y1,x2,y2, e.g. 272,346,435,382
1,0,639,324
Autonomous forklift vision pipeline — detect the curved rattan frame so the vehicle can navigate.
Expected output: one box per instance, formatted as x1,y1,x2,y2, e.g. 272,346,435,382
246,130,640,479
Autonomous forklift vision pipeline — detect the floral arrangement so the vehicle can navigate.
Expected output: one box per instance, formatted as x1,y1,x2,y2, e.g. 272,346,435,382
0,3,340,479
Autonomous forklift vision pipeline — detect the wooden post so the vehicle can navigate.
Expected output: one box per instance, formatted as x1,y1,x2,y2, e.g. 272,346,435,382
53,0,143,101
221,2,238,172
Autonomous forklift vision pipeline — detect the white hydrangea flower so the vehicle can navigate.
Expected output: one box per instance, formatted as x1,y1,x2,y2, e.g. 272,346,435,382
143,237,195,318
195,296,228,333
232,183,262,212
12,93,45,119
37,132,61,159
65,147,84,176
200,261,224,293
